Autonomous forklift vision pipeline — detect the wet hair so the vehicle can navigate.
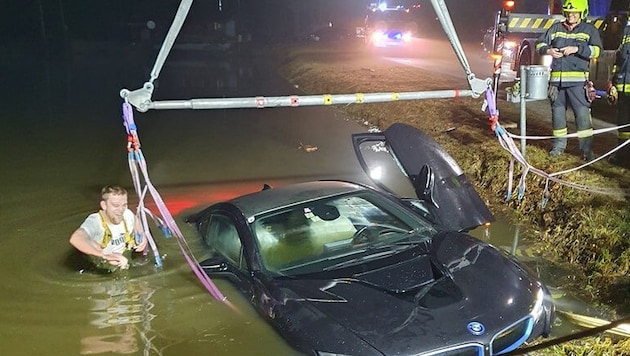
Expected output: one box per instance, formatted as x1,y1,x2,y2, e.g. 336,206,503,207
101,185,128,201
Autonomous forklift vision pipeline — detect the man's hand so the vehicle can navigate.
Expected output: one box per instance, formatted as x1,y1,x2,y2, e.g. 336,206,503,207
559,46,578,56
134,232,148,252
103,253,129,269
547,46,578,58
547,47,564,58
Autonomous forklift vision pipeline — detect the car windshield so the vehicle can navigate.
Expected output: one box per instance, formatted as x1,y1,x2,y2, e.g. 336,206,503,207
252,191,436,275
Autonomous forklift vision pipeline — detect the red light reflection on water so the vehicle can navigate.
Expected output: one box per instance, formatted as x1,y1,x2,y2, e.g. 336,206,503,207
137,181,285,216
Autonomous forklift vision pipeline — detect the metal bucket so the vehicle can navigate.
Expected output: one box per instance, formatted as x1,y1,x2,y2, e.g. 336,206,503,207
524,65,549,100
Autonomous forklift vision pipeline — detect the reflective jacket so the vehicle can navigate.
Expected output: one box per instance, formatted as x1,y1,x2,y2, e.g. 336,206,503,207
612,25,630,93
536,20,602,87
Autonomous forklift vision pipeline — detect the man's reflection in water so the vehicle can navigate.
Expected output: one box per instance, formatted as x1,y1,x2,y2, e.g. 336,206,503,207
81,278,157,355
81,325,137,354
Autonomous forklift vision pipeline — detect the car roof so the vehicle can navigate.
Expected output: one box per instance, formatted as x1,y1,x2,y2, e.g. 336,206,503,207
229,181,367,219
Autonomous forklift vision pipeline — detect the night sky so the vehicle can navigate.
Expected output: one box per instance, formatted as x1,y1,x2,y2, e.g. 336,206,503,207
1,0,505,44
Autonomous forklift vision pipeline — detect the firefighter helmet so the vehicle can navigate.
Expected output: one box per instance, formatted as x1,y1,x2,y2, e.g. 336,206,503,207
562,0,588,19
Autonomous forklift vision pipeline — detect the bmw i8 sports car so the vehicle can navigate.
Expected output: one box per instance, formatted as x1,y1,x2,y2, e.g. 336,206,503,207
187,123,554,356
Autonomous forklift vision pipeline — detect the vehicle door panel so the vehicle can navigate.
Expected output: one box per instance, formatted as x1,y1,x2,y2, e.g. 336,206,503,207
352,123,494,232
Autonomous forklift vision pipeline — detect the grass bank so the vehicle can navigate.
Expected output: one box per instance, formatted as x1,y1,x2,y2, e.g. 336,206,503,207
278,43,630,353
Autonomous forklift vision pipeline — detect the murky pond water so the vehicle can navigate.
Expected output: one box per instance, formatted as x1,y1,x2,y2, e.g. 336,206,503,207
0,42,597,355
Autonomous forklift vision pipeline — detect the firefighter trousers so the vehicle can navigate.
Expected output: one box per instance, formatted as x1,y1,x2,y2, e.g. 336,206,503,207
550,84,593,154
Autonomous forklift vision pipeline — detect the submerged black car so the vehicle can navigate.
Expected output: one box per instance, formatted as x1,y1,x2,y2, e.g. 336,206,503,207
188,123,554,355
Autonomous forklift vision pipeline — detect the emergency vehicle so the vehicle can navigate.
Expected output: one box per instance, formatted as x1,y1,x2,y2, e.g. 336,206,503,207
362,3,418,47
487,0,629,92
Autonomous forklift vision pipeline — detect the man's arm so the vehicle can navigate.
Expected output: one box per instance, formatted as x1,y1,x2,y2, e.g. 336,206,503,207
69,228,104,258
583,24,603,59
535,27,553,56
558,25,602,59
536,29,564,58
69,228,129,268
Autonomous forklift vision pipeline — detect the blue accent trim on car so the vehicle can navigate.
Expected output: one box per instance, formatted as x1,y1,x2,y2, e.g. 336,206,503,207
420,343,484,356
494,317,534,355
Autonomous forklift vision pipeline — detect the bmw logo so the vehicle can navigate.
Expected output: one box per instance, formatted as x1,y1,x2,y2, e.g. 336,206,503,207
467,321,486,336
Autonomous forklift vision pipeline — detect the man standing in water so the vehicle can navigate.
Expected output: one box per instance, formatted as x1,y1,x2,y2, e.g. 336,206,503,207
70,185,147,271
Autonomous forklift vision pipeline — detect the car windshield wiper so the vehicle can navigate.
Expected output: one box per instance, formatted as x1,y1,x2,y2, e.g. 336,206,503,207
370,224,415,236
276,234,427,275
275,247,371,274
322,244,413,271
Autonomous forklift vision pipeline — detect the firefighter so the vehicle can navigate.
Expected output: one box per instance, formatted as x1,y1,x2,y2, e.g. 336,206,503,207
535,0,602,161
607,11,630,166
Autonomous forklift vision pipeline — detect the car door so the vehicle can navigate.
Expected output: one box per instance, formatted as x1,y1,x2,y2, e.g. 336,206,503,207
352,122,494,232
204,212,253,294
201,209,273,314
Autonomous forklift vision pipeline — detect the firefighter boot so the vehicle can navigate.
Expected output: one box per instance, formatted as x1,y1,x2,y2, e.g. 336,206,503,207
579,136,596,162
549,137,567,157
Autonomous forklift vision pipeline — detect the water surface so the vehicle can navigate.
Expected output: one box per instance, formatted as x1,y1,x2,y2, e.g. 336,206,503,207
0,41,594,355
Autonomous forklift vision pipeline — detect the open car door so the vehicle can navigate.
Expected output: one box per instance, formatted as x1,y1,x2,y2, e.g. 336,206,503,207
352,123,494,232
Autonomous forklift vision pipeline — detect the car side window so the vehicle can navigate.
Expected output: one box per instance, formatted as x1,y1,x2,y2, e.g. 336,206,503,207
205,214,243,268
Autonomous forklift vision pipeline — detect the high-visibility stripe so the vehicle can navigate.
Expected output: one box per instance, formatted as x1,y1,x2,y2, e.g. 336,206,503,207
549,71,589,83
532,19,553,28
593,19,605,29
506,13,605,33
619,132,630,140
577,128,593,138
550,71,588,77
590,45,600,58
614,83,630,93
553,128,568,137
550,32,590,41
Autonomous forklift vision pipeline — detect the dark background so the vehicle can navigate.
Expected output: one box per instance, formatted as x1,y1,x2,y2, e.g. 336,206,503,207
0,0,505,45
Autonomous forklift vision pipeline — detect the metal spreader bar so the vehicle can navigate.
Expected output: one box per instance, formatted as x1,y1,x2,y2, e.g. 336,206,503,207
143,90,474,111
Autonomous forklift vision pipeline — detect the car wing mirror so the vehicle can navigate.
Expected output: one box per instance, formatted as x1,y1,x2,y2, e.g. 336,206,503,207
414,164,439,208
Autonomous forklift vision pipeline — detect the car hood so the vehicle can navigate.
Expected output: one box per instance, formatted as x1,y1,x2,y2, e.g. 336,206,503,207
272,234,541,354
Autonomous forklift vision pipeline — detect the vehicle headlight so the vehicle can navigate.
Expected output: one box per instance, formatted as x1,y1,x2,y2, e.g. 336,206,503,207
530,287,545,320
371,31,386,42
504,40,517,49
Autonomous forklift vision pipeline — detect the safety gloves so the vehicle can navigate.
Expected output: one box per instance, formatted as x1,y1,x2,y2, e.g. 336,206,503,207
606,81,618,105
548,85,559,102
584,80,597,103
